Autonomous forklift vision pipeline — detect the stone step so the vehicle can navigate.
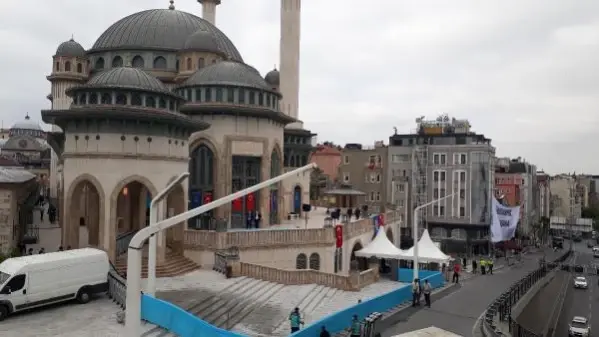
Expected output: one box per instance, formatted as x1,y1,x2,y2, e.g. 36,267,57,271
191,278,264,319
272,284,332,334
140,322,178,337
117,255,200,278
185,277,256,318
211,282,285,328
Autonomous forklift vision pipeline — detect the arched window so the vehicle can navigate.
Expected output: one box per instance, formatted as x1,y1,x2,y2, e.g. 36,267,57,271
115,93,127,105
55,62,60,71
146,96,156,108
132,55,145,68
186,58,192,70
238,88,246,104
153,56,167,69
227,88,234,103
195,89,202,102
131,94,142,106
95,57,105,70
296,254,307,269
205,88,212,101
189,144,216,229
89,93,98,104
258,92,263,105
76,63,83,73
65,61,71,72
112,56,123,67
215,88,223,101
100,93,111,104
309,253,321,270
158,98,167,109
175,59,179,71
271,149,280,178
198,58,205,69
248,90,255,104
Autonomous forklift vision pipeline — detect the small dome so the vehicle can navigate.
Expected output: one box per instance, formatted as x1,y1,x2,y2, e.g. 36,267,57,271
55,38,86,58
264,68,280,86
183,61,273,91
83,67,169,93
183,29,221,54
11,114,42,131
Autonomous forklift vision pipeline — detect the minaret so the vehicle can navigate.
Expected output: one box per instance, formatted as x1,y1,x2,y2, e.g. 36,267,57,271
198,0,221,25
279,0,302,129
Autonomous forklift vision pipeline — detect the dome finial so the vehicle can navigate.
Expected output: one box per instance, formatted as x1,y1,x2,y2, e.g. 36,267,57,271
168,0,175,9
25,113,30,120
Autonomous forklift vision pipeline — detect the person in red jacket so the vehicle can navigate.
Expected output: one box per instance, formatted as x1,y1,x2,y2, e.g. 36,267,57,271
452,263,460,284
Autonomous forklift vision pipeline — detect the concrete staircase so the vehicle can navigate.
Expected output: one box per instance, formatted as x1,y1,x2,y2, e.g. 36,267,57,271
115,252,200,278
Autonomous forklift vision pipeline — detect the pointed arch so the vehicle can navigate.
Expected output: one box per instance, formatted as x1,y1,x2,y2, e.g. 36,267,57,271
64,173,106,250
188,136,219,230
110,175,158,206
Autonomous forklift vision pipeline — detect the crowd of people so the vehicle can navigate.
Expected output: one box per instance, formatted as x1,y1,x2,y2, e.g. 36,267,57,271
26,246,71,255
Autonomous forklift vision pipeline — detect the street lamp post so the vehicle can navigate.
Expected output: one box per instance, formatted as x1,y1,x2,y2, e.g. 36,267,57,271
147,172,189,297
125,163,317,337
412,193,456,281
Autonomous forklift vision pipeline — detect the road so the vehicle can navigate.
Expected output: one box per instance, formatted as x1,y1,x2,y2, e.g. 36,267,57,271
555,242,599,337
381,248,563,337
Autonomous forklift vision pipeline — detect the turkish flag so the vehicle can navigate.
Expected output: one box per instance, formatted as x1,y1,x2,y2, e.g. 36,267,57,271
378,214,385,227
232,198,243,212
335,224,343,248
246,193,255,211
203,192,213,204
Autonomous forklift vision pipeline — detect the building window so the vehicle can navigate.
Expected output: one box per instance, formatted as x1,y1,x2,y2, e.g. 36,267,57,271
459,207,465,217
376,192,381,201
460,189,465,199
376,174,381,183
343,155,349,164
153,56,167,69
100,93,111,104
115,94,127,105
369,172,376,183
343,172,350,183
239,88,246,104
146,96,156,108
159,98,167,109
392,154,409,163
89,93,98,104
112,56,123,67
434,171,439,182
186,58,192,70
439,206,445,216
399,184,405,192
132,55,145,68
131,94,142,106
215,88,223,101
205,88,212,101
76,63,83,73
460,153,467,164
65,61,71,72
258,92,263,105
397,200,404,207
198,57,205,69
460,171,466,181
95,57,105,70
296,254,307,269
248,90,255,104
309,253,320,270
55,62,60,71
227,88,234,103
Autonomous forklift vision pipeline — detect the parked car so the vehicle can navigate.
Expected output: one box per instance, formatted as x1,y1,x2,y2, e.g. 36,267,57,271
0,248,109,321
574,276,588,289
569,316,590,336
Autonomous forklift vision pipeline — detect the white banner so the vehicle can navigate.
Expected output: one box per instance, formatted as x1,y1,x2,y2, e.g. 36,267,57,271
490,198,520,243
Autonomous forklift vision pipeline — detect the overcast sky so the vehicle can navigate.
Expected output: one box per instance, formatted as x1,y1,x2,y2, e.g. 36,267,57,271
0,0,598,174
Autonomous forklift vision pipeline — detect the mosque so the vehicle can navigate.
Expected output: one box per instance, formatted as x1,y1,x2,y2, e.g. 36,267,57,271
41,0,314,262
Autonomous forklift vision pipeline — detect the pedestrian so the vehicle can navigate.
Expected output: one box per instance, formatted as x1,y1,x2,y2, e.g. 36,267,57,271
288,307,303,333
38,247,45,254
320,326,331,337
350,315,361,337
58,246,64,252
488,259,494,275
472,259,477,274
412,278,420,306
452,263,460,284
39,207,44,221
255,212,262,229
27,248,33,255
423,279,432,307
480,258,486,275
249,211,257,229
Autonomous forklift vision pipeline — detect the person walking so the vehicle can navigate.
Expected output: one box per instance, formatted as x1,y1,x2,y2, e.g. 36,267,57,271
423,279,432,307
488,258,494,275
350,315,361,337
472,259,477,274
412,278,420,306
289,307,303,333
452,263,460,284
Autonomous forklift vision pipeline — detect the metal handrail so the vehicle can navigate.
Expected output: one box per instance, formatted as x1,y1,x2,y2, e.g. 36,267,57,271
481,250,572,337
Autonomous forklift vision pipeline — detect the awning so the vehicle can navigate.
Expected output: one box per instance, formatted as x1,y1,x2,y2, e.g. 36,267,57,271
401,229,452,263
354,226,405,259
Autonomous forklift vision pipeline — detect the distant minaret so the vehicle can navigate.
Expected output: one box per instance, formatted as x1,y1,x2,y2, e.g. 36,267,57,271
198,0,221,25
279,0,302,129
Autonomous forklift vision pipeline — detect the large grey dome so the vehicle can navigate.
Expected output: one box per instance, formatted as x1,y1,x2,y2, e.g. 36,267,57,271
90,9,243,62
183,29,220,54
83,67,169,93
55,38,86,57
183,61,273,91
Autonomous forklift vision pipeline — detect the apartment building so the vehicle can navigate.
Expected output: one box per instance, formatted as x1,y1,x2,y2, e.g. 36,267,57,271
537,172,551,219
338,142,387,213
549,174,580,219
387,115,495,254
494,157,538,234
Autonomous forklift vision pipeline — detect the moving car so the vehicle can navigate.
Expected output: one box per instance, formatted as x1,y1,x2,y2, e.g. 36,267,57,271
0,248,109,321
574,276,588,289
569,316,590,336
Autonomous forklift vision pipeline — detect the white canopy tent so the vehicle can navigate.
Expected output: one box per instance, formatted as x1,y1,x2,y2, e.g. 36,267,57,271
354,226,405,259
401,229,452,263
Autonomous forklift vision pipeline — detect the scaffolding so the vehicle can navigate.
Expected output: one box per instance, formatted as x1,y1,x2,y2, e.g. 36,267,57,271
411,144,428,234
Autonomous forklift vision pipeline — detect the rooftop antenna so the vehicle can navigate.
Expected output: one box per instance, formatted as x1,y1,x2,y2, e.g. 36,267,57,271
25,112,30,120
393,126,397,135
168,0,175,10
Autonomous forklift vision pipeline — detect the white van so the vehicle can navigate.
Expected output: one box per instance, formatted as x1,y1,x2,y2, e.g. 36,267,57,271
0,248,109,320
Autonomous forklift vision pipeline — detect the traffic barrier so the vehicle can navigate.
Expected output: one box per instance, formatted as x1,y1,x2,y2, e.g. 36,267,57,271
291,272,444,337
140,272,444,337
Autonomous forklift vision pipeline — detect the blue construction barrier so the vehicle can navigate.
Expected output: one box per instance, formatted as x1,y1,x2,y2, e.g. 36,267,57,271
290,272,444,337
141,294,246,337
397,268,439,283
140,272,444,337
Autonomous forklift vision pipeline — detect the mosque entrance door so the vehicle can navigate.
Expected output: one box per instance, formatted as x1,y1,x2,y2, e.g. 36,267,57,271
231,156,261,229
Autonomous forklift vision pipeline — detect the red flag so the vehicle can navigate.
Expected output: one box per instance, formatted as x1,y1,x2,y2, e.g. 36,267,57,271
246,193,255,211
232,198,242,212
203,192,213,204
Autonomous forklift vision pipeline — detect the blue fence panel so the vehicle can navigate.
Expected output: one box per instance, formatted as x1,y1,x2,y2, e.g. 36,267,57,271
292,272,443,337
141,294,247,337
141,273,444,337
397,268,439,283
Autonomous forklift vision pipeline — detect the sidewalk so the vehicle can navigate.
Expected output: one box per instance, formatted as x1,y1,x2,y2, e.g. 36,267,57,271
381,248,562,337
